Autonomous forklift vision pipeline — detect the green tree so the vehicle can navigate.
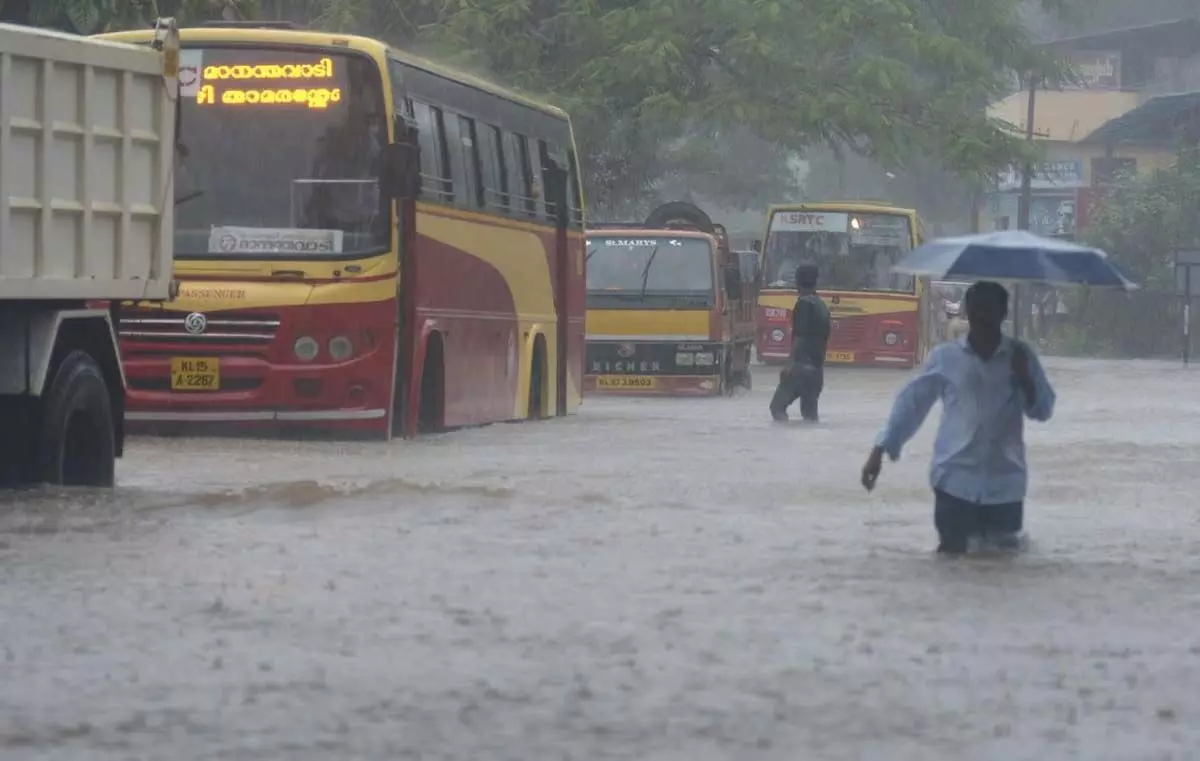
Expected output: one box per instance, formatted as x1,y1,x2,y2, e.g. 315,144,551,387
1032,147,1200,359
0,0,253,33
287,0,1066,215
10,0,1070,217
412,0,1065,183
1085,148,1200,289
801,147,978,235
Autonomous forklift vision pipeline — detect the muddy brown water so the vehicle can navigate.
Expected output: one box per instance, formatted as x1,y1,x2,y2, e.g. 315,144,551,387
2,359,1199,759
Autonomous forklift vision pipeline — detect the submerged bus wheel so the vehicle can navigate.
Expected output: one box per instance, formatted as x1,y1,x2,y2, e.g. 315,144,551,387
418,335,445,433
37,351,115,486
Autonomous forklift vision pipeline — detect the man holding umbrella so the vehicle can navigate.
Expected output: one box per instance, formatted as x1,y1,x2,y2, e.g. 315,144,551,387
860,281,1056,553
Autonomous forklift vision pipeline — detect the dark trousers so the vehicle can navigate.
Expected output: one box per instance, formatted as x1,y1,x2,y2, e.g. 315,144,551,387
769,363,824,421
934,489,1024,553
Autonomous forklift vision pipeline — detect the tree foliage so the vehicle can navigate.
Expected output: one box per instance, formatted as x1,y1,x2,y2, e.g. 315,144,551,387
1085,148,1200,290
273,0,1066,215
10,0,1069,217
0,0,252,33
802,147,977,235
1030,148,1200,360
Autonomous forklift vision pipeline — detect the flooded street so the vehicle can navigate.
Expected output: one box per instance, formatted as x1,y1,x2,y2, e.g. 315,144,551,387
4,358,1200,760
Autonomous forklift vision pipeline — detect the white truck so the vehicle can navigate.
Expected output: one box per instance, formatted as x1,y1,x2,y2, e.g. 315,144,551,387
0,20,179,487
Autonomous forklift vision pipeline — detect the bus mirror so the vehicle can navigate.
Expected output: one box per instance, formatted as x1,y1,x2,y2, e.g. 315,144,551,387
751,239,762,253
382,142,420,200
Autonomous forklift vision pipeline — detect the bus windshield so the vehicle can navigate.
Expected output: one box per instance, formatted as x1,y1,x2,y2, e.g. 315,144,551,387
585,236,714,306
763,210,915,292
174,47,389,259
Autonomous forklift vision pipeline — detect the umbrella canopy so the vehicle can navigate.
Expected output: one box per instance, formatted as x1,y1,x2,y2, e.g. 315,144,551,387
891,230,1139,290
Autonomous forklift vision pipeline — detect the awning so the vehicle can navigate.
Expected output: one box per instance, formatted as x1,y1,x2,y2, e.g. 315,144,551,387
1083,91,1200,144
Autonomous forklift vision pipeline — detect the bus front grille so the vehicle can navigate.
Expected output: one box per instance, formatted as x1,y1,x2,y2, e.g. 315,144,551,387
830,320,866,349
119,310,281,345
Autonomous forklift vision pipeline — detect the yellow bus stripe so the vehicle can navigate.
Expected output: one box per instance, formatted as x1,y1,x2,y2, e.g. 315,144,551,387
758,293,917,316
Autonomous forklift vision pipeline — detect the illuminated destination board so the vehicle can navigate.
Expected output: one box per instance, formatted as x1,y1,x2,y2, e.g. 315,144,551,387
193,56,342,110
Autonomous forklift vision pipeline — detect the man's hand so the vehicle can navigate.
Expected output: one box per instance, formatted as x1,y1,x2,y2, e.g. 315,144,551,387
861,447,883,492
1011,343,1036,402
1011,342,1031,382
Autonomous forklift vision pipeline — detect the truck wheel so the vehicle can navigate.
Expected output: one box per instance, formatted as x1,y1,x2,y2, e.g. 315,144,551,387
37,351,116,487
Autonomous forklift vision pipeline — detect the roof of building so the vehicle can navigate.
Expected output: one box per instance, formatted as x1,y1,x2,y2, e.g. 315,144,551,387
1083,91,1200,143
1046,17,1200,56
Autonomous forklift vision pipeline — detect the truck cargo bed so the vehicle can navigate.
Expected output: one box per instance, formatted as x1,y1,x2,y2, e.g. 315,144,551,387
0,22,174,302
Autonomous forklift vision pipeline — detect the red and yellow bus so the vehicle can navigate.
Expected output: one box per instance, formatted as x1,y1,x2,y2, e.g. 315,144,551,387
755,202,931,368
97,21,585,437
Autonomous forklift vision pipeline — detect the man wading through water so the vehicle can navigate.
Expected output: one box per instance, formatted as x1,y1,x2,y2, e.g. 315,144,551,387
770,263,831,422
860,281,1056,554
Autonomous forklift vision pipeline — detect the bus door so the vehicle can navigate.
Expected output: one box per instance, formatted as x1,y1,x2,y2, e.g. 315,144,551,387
545,161,570,416
384,122,421,437
739,252,759,329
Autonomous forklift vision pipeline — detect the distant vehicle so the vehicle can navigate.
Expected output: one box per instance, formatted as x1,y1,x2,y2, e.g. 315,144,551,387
755,201,932,368
585,202,756,395
933,280,969,342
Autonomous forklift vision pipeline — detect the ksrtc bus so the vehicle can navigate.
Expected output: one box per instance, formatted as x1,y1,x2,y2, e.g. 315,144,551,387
98,21,586,436
755,202,931,368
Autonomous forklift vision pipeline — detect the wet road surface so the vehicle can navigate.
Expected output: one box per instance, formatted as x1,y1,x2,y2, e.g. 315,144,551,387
3,358,1200,760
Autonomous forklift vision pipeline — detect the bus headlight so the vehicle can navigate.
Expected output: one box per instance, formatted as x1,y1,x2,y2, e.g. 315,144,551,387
675,352,694,366
771,329,785,342
884,332,899,346
694,352,715,366
328,335,354,361
294,336,319,361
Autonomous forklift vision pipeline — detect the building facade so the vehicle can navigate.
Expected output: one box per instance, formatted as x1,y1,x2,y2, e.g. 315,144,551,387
979,19,1200,237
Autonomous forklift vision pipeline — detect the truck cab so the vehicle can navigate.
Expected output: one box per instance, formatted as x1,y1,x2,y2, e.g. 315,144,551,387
584,202,756,396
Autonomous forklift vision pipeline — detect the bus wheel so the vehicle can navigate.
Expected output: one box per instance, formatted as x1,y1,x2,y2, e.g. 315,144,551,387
418,334,445,433
527,337,546,420
37,351,116,487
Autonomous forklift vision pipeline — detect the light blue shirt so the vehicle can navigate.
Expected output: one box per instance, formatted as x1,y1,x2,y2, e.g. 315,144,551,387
875,336,1056,505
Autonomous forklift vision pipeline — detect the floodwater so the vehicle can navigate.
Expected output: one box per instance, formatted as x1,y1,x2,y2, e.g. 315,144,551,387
3,358,1200,760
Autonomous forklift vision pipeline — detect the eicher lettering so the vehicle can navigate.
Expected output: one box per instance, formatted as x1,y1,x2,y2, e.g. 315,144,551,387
590,359,662,373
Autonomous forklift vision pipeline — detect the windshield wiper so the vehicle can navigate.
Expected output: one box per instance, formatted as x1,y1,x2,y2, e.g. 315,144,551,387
639,244,662,299
175,189,205,206
585,246,600,263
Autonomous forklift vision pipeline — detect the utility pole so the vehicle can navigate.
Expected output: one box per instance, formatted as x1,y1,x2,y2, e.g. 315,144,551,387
1014,74,1039,339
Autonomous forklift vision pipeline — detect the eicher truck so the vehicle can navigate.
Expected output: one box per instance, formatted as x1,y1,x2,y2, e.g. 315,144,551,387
0,20,179,487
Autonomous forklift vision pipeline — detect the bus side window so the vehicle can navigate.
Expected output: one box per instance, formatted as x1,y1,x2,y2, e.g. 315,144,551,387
537,139,560,223
567,148,584,229
508,133,536,218
431,106,455,204
528,138,550,221
410,100,448,202
439,111,469,207
481,124,509,213
456,114,484,209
